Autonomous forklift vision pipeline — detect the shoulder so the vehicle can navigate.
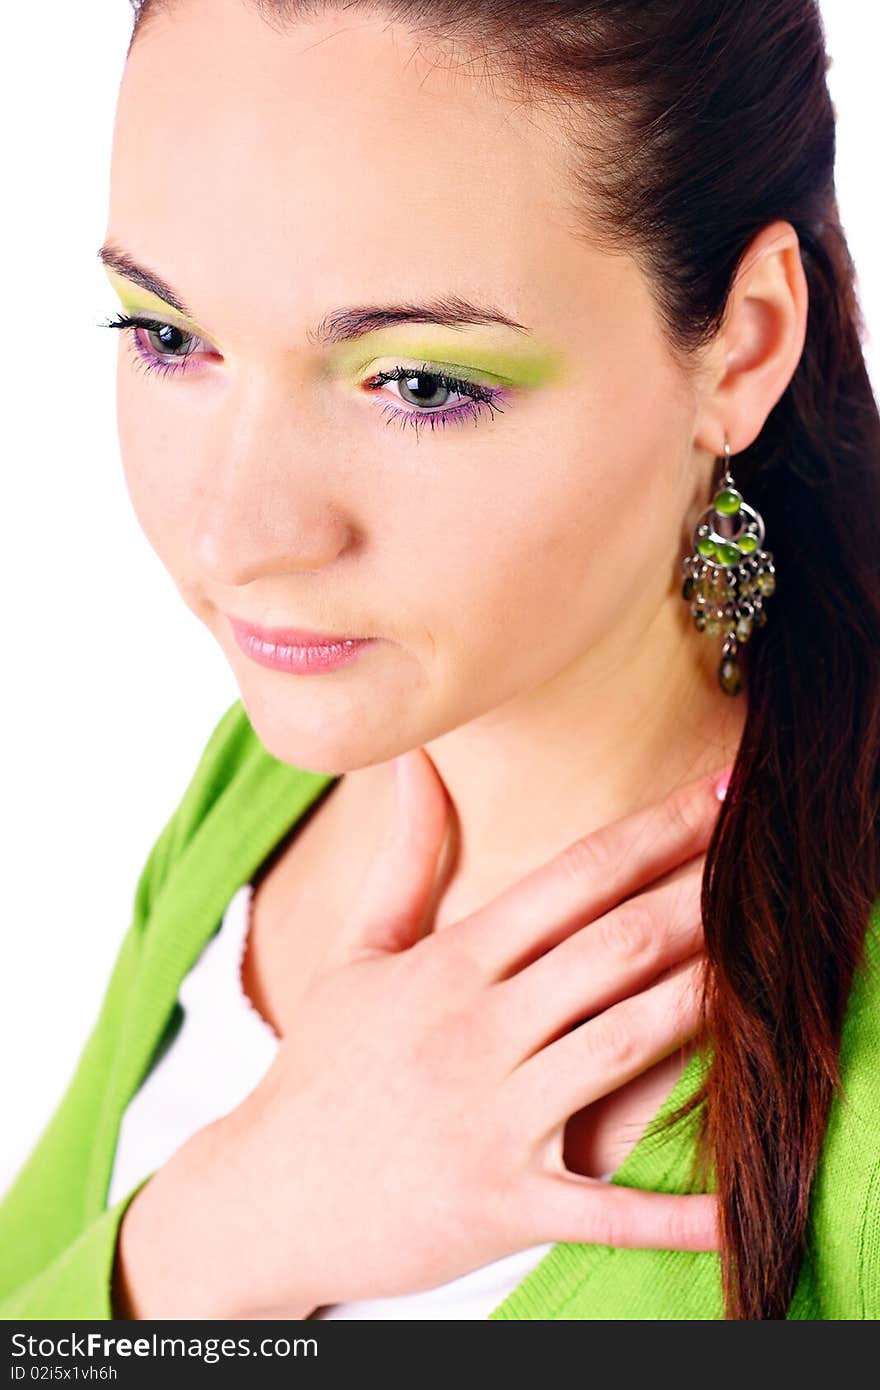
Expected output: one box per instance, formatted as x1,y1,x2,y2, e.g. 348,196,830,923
839,891,880,1085
807,892,880,1316
839,893,880,1144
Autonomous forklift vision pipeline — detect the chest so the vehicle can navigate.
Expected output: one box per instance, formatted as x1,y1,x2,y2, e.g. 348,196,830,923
239,786,694,1181
240,780,360,1037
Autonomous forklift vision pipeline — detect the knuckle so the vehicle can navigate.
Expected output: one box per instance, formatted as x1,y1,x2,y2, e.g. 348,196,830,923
664,1194,714,1249
677,959,707,1020
657,879,704,958
587,1006,638,1068
597,900,656,963
590,1208,626,1249
394,936,454,1010
427,930,482,989
576,1183,627,1248
653,962,704,1036
664,786,703,843
664,1204,694,1248
560,827,610,883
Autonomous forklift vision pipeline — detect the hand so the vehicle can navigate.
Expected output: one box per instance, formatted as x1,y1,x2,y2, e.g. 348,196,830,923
114,751,728,1319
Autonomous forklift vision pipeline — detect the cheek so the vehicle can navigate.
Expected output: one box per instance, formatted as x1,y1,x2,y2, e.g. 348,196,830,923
116,363,195,568
412,429,685,693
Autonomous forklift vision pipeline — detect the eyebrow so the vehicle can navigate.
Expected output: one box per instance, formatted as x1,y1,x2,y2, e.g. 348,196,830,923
97,241,532,345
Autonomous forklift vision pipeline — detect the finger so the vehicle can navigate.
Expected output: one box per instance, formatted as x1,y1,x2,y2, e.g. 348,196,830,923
510,959,705,1136
519,1173,720,1252
493,861,704,1065
451,764,730,981
330,747,450,963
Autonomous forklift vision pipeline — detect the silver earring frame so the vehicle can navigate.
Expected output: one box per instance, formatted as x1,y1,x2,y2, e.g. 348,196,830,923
680,436,776,696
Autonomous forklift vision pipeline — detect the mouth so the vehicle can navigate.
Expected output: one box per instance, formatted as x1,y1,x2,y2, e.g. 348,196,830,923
226,614,379,675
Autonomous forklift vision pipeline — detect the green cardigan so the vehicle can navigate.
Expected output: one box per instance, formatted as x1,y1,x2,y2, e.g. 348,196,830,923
1,698,878,1320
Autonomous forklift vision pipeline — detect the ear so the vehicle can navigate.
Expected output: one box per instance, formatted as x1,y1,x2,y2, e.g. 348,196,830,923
693,219,809,457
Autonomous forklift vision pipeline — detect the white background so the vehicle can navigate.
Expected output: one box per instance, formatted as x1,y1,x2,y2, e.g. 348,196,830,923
1,2,877,1190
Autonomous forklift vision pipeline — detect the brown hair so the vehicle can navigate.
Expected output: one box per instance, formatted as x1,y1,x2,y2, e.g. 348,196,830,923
126,0,880,1319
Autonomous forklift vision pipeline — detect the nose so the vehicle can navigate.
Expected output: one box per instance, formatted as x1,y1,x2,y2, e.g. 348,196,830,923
191,373,355,585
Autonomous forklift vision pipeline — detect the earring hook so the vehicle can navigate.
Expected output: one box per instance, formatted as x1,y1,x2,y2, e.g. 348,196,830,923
720,434,734,489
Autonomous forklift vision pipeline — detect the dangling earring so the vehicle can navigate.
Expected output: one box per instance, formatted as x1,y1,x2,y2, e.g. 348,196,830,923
680,435,776,697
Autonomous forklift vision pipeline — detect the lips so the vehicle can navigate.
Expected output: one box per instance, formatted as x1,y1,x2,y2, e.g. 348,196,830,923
226,613,378,675
227,615,368,646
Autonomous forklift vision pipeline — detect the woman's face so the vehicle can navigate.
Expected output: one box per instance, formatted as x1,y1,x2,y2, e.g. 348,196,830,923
105,0,712,771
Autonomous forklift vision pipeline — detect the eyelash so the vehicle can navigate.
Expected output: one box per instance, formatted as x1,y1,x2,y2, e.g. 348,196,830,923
99,312,509,437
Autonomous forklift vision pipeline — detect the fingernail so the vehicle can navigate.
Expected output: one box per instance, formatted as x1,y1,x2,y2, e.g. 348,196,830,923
714,766,733,801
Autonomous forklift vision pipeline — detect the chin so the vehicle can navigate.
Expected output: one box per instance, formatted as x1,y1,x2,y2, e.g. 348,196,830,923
236,684,387,777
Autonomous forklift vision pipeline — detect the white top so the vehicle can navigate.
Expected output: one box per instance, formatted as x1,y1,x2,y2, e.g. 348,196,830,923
108,882,612,1319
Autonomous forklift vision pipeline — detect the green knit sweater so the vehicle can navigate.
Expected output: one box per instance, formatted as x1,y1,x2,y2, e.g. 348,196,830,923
1,698,878,1320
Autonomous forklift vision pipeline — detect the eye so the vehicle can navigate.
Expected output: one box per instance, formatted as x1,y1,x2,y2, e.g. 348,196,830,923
386,370,463,410
100,312,209,378
362,363,508,437
98,317,513,435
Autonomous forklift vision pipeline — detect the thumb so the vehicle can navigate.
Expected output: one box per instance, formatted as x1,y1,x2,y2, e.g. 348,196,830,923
330,746,451,964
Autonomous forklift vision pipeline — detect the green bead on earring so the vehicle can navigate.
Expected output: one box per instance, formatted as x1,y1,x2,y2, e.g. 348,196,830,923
680,436,776,696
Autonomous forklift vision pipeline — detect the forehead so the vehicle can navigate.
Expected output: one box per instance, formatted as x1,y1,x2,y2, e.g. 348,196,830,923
107,0,604,345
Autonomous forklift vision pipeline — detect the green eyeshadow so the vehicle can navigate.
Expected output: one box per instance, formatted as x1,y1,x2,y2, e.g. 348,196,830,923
102,264,572,389
326,332,572,388
102,269,208,336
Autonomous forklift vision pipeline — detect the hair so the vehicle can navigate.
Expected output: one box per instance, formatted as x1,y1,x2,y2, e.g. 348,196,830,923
127,0,880,1319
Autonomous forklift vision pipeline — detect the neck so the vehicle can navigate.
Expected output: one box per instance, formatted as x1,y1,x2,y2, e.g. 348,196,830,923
419,590,745,929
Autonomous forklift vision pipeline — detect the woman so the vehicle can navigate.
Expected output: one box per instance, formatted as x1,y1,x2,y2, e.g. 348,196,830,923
1,0,877,1321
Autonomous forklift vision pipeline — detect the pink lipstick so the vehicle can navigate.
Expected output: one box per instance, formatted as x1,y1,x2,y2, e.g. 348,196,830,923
228,615,378,674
